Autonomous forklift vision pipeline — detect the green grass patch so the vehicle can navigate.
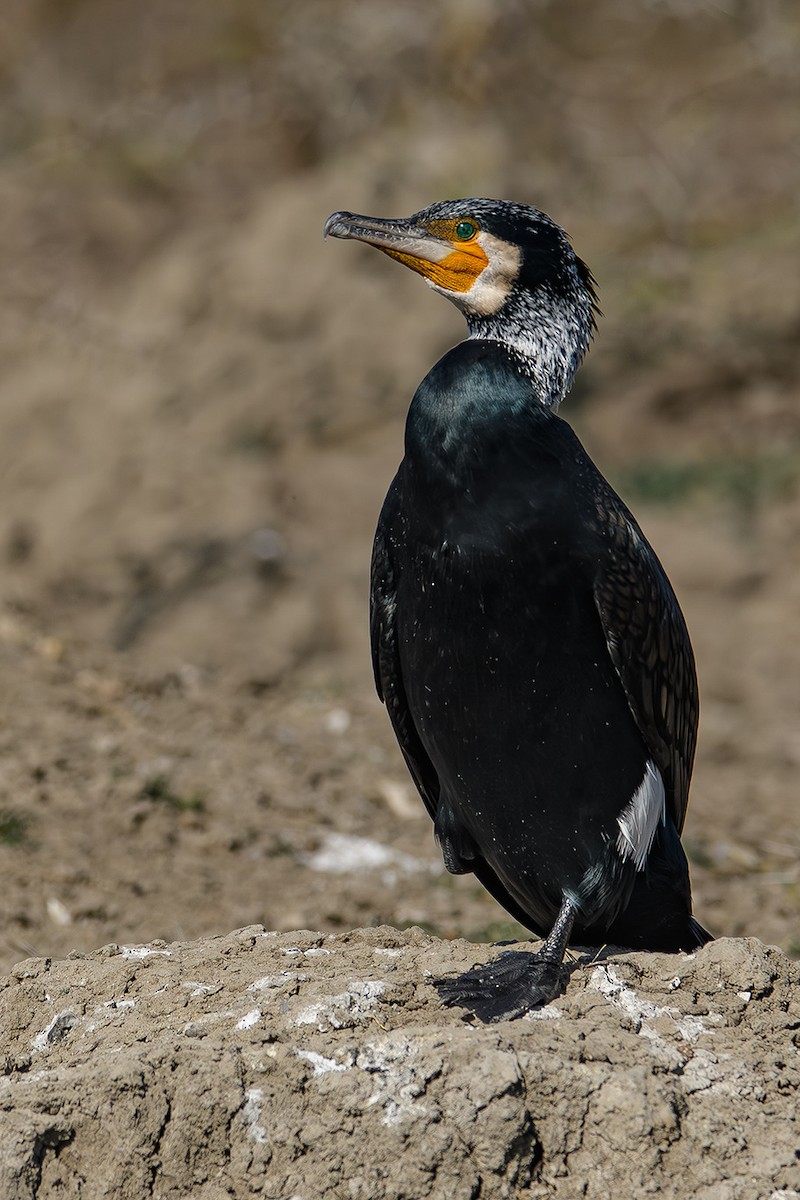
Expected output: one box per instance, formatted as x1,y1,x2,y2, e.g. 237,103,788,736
0,809,33,846
140,774,206,814
615,446,800,509
464,917,532,946
784,936,800,960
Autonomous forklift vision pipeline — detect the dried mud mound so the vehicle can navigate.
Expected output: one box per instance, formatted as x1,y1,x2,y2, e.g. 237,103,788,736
0,928,798,1199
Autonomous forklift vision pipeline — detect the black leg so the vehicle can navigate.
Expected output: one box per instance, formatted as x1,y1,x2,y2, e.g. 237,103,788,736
434,896,576,1023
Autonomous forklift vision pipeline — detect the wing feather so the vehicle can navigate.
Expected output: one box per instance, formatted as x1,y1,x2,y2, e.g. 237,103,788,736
589,487,698,834
370,502,439,822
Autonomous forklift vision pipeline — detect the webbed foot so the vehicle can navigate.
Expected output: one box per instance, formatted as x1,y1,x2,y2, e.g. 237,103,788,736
433,895,577,1023
433,949,563,1023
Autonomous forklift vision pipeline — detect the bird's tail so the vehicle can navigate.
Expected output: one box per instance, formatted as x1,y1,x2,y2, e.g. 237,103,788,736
688,916,714,947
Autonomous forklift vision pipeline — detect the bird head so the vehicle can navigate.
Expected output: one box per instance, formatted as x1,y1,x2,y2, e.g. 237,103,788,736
324,198,599,410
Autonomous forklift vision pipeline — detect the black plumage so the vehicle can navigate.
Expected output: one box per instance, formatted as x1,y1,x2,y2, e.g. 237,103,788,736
325,199,710,1021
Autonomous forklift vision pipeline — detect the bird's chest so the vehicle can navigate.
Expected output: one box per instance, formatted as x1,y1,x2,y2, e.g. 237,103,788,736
394,481,581,654
390,509,606,761
382,448,622,755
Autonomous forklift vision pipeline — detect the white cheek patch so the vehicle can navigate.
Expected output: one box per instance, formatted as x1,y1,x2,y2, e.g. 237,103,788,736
429,231,521,315
616,760,666,871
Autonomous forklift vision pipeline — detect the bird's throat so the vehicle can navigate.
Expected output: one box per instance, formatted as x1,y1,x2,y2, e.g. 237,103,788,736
465,287,593,411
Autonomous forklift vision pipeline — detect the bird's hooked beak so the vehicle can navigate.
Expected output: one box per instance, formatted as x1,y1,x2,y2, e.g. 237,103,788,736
324,210,489,294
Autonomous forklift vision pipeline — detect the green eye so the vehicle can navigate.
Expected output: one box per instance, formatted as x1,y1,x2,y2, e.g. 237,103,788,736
455,220,477,240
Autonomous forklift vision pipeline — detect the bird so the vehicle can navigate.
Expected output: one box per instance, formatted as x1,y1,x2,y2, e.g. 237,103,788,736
324,198,710,1022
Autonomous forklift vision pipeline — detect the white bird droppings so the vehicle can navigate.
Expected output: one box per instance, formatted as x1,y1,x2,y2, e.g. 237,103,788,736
241,1088,268,1145
524,1005,562,1021
236,1008,262,1031
591,964,720,1047
32,1010,78,1053
294,981,386,1030
296,1048,352,1076
120,945,172,961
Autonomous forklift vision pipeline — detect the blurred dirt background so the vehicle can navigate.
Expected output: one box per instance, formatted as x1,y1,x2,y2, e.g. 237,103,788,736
0,0,798,976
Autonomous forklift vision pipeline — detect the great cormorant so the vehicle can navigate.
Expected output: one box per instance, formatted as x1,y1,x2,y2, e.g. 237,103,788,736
324,199,710,1022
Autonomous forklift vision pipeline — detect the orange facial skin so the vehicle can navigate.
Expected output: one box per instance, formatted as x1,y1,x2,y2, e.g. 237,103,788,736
378,219,488,293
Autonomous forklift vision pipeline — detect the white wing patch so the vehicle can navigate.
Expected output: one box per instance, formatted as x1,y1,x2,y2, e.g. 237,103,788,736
616,760,665,871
